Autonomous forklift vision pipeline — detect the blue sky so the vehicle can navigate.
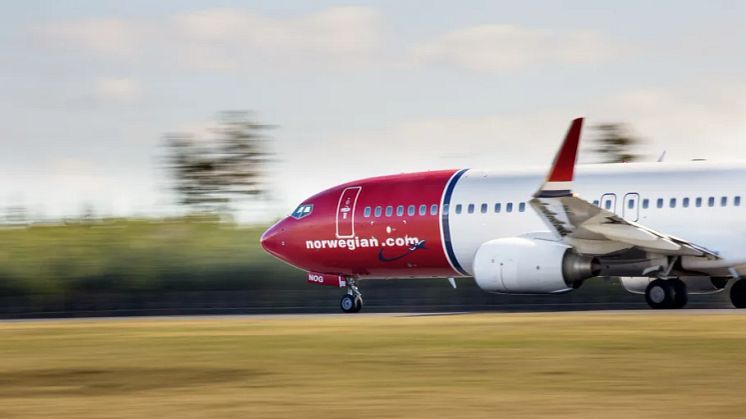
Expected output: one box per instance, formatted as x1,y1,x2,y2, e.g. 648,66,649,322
2,1,746,221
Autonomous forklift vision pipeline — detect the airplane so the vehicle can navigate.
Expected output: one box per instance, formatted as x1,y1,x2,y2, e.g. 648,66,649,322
261,118,746,312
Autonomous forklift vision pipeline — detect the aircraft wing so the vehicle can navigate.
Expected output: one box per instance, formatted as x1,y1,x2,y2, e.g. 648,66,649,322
530,118,720,260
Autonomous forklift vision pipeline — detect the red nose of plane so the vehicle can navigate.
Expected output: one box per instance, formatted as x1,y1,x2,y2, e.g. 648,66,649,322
260,218,290,260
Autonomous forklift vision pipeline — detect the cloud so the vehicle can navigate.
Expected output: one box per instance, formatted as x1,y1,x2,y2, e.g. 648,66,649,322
410,24,628,72
33,10,630,74
36,18,149,59
175,7,380,55
173,6,383,70
33,6,384,71
95,78,143,102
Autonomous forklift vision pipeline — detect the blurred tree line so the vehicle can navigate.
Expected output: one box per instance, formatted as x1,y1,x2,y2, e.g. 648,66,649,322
0,217,665,317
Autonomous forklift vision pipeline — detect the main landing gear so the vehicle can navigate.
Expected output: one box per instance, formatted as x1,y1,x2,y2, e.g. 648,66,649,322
645,278,688,309
340,278,364,313
730,279,746,308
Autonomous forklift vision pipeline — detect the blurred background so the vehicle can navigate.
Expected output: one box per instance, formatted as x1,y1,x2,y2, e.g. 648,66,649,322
1,1,745,316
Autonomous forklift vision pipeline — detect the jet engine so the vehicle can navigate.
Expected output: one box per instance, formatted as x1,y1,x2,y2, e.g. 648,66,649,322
472,237,600,294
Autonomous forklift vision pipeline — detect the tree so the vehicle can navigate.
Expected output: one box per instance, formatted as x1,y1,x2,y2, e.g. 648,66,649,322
163,111,274,214
590,123,643,163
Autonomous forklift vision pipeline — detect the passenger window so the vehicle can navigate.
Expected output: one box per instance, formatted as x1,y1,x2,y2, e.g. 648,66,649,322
480,203,488,214
708,197,715,207
363,207,371,217
494,203,501,213
443,204,449,215
696,197,702,207
455,204,462,214
385,206,393,217
374,206,382,217
642,199,649,209
519,202,526,212
670,198,677,208
408,205,415,216
506,202,513,213
396,205,404,216
593,200,600,206
430,204,438,215
721,196,728,207
467,204,475,214
419,204,427,216
736,197,742,207
657,198,663,209
683,197,690,208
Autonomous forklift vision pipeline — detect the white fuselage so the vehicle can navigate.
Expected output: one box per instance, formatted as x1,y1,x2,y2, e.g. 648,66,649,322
447,161,746,277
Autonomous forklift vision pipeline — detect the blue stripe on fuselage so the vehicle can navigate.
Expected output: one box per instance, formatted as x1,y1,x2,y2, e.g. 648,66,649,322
442,169,469,276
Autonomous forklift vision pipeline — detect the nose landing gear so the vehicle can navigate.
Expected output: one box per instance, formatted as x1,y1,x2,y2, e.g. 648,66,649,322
645,278,687,309
340,278,363,313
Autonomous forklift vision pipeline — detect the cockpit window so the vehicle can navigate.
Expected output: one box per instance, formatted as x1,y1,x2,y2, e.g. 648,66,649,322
291,204,314,219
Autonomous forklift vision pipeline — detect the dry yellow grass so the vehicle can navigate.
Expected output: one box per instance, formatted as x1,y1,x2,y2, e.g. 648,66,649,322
0,312,745,418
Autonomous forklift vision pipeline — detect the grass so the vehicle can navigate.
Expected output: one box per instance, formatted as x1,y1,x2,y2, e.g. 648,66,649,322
0,312,745,418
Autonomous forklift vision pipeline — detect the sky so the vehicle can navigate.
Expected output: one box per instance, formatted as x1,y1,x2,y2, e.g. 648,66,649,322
2,1,746,221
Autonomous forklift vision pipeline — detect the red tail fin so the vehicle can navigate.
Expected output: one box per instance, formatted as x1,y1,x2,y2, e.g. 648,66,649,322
535,118,584,198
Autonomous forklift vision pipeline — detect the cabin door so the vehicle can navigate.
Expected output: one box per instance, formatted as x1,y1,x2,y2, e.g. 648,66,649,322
336,187,361,238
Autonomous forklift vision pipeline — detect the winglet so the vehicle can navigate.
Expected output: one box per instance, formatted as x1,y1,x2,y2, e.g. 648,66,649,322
535,118,583,198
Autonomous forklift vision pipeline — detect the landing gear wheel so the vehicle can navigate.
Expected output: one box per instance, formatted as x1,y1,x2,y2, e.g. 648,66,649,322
340,295,357,313
339,278,363,313
645,279,675,309
646,279,687,309
730,280,746,308
670,278,688,309
340,294,363,313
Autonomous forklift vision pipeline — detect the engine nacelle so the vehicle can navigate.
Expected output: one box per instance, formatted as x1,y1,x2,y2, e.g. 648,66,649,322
473,237,600,294
621,276,728,295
